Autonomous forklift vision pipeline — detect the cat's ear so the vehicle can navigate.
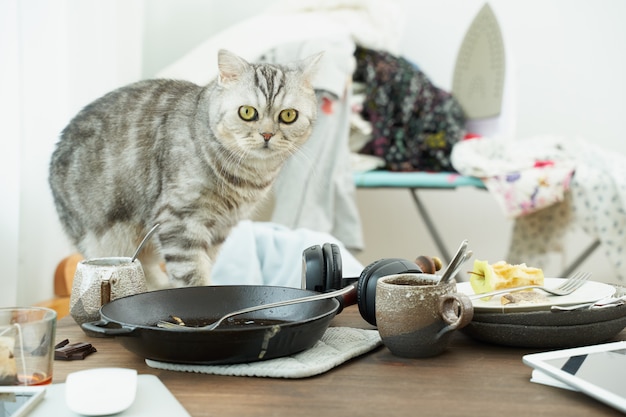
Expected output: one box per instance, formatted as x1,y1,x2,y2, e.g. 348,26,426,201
217,49,250,86
299,52,324,86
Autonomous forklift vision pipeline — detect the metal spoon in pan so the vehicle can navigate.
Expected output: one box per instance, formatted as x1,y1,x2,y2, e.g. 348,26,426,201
156,284,355,331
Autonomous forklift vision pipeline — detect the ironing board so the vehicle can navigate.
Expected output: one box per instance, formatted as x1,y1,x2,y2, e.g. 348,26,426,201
354,169,600,277
353,170,485,264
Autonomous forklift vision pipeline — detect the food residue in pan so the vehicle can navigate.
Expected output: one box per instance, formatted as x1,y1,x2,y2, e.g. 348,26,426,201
157,316,291,328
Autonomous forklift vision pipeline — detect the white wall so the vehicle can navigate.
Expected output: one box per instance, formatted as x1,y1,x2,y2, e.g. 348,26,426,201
141,0,271,79
4,0,625,306
1,0,21,307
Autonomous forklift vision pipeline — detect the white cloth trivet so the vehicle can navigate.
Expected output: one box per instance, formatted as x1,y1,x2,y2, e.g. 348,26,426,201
145,327,381,379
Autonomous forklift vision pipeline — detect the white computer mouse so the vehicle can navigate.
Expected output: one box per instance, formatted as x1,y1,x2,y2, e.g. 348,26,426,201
65,368,137,416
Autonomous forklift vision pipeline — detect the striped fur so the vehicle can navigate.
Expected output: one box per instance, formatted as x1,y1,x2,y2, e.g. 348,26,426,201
49,50,321,288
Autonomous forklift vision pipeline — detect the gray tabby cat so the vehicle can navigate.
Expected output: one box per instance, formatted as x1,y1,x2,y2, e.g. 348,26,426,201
49,49,321,289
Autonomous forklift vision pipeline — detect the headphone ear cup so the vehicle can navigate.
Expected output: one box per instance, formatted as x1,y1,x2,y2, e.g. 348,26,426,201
357,259,423,326
322,243,343,291
302,245,325,292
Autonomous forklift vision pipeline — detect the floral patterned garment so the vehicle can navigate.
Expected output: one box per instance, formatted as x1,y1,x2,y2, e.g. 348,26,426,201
452,135,626,282
353,46,466,172
451,135,576,218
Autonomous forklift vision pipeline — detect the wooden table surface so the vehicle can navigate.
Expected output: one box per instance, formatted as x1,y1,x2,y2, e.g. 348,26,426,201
52,306,625,417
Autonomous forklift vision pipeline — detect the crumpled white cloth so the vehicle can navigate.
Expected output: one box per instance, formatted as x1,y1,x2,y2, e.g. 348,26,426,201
269,0,405,55
157,0,402,87
145,327,381,379
452,136,626,282
211,221,364,288
451,135,576,218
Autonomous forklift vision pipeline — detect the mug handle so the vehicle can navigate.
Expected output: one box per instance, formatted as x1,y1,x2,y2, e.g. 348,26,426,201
436,293,474,336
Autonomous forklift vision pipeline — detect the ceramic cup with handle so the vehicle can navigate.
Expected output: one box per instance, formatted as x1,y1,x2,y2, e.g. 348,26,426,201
70,257,148,335
375,273,474,358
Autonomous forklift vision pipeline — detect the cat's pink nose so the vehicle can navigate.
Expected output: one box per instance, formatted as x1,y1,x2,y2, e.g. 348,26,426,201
261,132,274,141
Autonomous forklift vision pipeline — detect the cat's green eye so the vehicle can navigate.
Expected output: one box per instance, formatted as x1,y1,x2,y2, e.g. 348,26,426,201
238,105,258,121
279,109,298,124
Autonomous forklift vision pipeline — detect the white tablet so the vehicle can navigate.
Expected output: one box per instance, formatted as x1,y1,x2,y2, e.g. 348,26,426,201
523,341,626,413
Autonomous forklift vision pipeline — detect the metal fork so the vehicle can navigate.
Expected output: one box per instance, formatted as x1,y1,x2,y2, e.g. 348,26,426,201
469,271,591,300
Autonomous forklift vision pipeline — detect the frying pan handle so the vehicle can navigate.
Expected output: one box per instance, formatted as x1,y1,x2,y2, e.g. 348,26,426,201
81,320,136,336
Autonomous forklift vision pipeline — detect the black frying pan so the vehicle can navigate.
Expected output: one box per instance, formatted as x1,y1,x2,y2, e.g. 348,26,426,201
82,286,340,365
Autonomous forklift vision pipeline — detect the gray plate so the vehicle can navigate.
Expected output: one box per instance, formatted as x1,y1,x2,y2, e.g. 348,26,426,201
471,303,626,326
461,285,626,348
462,315,626,348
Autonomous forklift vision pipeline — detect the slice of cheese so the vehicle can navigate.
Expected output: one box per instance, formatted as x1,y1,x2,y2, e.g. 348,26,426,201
470,260,544,295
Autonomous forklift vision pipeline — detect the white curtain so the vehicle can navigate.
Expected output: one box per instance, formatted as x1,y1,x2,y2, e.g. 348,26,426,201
0,0,144,307
1,0,21,307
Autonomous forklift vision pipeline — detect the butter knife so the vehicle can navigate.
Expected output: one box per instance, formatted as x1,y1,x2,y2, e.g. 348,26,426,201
550,297,625,312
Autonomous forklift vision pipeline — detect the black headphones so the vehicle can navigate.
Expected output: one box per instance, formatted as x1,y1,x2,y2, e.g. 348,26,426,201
302,243,428,326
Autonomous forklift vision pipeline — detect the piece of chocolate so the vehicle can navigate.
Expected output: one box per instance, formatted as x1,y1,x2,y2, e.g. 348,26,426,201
56,345,97,361
54,341,97,361
55,339,70,349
